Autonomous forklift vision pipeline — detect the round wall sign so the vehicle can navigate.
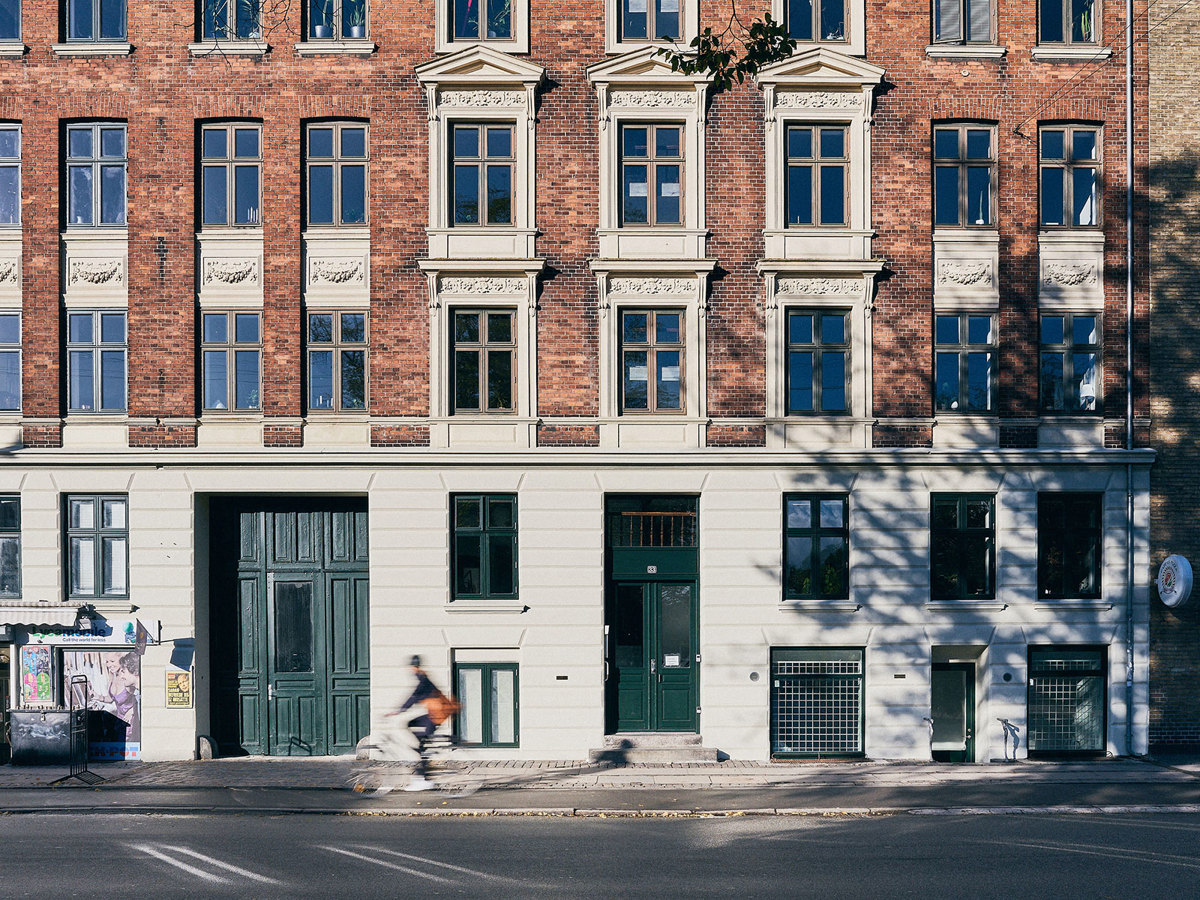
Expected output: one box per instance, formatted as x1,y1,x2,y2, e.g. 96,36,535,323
1157,555,1194,609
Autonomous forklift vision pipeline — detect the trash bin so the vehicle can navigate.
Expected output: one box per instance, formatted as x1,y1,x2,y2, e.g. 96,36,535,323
9,709,74,766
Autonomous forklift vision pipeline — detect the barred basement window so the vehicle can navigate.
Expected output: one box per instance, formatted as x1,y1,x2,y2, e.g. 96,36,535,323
66,494,128,600
0,495,19,598
784,495,849,600
1028,646,1106,756
771,648,864,758
454,662,519,747
452,494,518,600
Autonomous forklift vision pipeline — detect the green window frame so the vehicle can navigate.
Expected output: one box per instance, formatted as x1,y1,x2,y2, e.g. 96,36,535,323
783,494,849,600
1038,493,1102,599
452,494,518,600
454,661,519,747
930,493,995,600
65,494,128,601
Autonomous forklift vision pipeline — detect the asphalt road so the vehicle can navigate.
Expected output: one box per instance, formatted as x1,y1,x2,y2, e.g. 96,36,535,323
2,812,1199,898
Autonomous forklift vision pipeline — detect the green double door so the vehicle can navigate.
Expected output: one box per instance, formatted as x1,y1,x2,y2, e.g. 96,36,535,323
211,499,370,757
608,580,698,732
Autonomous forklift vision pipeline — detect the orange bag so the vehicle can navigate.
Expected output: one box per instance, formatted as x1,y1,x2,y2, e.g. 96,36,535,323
424,690,461,726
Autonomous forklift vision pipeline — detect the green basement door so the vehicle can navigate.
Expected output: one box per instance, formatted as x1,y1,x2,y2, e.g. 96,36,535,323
210,498,370,757
605,495,699,734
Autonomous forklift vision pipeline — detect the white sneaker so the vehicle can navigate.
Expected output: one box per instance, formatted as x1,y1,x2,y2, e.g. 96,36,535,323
404,777,434,792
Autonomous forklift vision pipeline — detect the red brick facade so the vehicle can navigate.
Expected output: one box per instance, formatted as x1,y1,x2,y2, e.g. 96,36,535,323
0,1,1148,451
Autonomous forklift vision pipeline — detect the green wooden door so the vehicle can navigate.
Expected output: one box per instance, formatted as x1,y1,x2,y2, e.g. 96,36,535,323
210,499,369,757
608,580,698,733
931,662,975,763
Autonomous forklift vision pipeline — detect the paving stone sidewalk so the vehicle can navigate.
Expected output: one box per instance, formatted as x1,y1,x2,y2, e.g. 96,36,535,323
2,754,1197,792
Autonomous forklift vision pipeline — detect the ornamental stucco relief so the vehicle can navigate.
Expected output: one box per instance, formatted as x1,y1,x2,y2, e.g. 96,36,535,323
68,258,124,286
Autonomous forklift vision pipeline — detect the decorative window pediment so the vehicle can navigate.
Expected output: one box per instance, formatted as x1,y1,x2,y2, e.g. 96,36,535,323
417,46,545,260
756,46,884,96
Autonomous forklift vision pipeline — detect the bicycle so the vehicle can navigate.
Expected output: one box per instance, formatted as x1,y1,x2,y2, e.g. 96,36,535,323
347,732,482,797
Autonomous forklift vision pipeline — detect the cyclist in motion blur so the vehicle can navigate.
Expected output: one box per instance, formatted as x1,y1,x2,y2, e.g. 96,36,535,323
385,655,458,791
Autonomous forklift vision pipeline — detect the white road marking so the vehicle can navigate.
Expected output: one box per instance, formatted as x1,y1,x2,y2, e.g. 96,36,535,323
997,839,1200,870
367,846,520,882
319,845,455,883
171,846,282,884
130,844,229,884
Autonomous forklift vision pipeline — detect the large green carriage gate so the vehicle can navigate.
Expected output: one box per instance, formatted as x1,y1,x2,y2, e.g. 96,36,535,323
210,497,370,756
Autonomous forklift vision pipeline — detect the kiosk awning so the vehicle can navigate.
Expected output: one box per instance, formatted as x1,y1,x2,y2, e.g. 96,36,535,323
0,603,82,630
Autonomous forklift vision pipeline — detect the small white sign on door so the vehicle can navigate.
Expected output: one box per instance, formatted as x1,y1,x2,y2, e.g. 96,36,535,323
664,654,682,668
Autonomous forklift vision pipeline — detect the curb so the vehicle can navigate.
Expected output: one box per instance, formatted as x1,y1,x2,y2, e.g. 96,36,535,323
2,804,1200,817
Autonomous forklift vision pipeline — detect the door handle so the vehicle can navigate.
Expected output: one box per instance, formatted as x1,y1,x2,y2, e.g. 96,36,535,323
268,683,276,700
649,659,656,675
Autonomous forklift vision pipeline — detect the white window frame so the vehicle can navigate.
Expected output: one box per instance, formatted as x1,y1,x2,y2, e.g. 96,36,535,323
605,0,698,54
436,0,529,54
772,0,864,55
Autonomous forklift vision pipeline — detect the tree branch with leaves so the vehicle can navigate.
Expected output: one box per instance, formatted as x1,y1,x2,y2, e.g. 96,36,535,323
657,8,797,92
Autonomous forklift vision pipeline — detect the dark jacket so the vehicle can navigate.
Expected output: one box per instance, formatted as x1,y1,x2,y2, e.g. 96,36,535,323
398,671,438,714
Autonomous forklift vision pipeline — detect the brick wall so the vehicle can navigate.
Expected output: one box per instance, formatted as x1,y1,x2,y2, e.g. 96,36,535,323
1149,0,1200,748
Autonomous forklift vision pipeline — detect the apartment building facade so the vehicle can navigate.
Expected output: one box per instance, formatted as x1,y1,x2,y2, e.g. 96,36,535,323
0,0,1150,763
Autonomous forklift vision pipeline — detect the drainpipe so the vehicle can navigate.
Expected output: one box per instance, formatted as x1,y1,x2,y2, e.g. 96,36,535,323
1124,0,1136,757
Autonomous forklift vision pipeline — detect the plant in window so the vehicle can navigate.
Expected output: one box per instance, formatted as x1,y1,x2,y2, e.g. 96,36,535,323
311,0,334,37
345,1,366,36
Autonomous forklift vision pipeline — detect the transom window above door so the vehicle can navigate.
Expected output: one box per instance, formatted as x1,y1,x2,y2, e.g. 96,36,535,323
620,124,683,227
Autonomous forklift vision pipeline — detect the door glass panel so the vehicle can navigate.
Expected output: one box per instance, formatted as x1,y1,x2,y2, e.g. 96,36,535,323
457,666,483,744
274,581,314,673
659,584,691,668
931,668,967,748
490,668,516,744
614,584,644,668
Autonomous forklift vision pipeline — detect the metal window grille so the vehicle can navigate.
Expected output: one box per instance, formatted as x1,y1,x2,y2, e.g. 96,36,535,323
612,511,697,548
1028,647,1105,754
771,649,863,757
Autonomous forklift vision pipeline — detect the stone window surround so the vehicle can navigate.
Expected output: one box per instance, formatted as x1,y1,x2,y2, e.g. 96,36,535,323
604,0,698,55
417,45,545,263
772,0,866,56
760,267,875,449
756,47,883,264
589,47,712,262
420,263,542,445
435,0,530,55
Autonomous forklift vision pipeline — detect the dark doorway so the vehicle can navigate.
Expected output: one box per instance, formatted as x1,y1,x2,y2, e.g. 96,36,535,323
209,497,369,756
931,662,975,762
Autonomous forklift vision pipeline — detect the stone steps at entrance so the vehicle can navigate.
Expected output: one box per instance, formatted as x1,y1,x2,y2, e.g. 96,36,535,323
590,733,719,763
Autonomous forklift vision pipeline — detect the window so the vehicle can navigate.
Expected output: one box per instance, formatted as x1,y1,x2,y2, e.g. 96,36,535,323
0,495,18,598
201,124,261,227
452,0,511,40
0,0,19,41
202,312,261,412
452,309,515,414
933,0,992,43
620,309,683,413
930,494,994,600
770,648,864,757
307,311,367,413
66,494,128,600
0,311,18,412
308,0,368,39
1038,493,1102,599
452,123,514,226
620,124,682,227
784,495,849,600
454,662,519,747
1040,313,1099,413
66,123,126,228
934,313,995,413
1040,126,1100,228
306,123,368,227
67,311,126,413
786,125,846,226
0,124,18,227
1040,0,1096,44
620,0,681,41
452,494,518,600
202,0,262,40
786,310,848,414
933,124,994,228
1027,647,1106,756
67,0,126,41
787,0,844,41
